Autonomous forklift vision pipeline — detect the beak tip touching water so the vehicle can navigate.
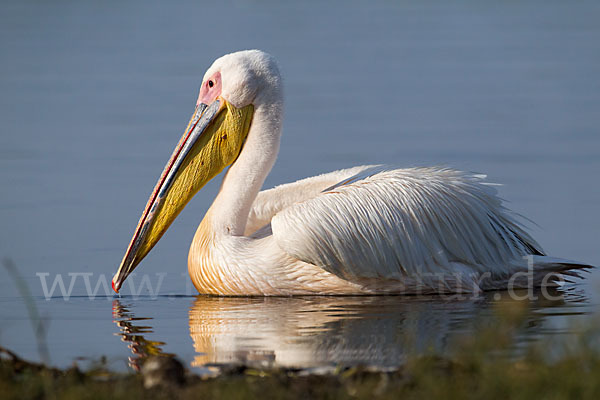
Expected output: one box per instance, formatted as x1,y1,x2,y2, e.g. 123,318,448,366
112,278,120,293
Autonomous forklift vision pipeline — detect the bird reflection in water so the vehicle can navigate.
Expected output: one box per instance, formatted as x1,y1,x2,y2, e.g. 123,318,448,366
112,300,174,371
112,288,589,371
188,288,588,368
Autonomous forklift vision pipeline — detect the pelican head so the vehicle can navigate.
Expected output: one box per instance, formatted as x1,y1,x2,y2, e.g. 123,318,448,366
112,50,283,292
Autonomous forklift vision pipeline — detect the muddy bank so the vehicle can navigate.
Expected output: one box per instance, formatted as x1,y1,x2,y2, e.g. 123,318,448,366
3,341,600,400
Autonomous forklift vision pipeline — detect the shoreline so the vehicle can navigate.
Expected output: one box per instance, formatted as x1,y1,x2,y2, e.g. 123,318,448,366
3,332,600,400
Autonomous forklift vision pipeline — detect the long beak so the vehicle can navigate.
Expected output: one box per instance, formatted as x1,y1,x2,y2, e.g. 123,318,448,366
112,97,254,292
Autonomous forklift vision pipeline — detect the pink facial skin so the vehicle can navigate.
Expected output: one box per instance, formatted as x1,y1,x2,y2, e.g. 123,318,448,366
197,71,222,106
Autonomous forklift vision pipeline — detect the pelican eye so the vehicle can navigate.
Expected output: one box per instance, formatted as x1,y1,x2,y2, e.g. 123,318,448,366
208,80,214,88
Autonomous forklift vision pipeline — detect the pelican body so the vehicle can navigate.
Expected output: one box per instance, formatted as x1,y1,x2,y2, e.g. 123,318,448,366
112,50,589,295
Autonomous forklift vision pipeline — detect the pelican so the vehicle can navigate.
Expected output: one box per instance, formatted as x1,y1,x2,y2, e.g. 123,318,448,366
112,50,590,295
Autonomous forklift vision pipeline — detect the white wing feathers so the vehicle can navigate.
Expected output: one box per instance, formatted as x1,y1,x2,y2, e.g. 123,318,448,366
271,166,545,283
245,165,374,235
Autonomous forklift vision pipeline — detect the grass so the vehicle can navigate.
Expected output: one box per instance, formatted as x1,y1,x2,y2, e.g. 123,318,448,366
2,258,50,365
1,299,600,400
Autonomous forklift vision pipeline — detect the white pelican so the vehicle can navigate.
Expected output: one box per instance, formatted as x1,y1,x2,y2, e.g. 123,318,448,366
112,50,590,295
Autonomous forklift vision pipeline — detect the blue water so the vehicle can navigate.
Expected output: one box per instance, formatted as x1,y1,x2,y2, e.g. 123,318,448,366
1,0,599,370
